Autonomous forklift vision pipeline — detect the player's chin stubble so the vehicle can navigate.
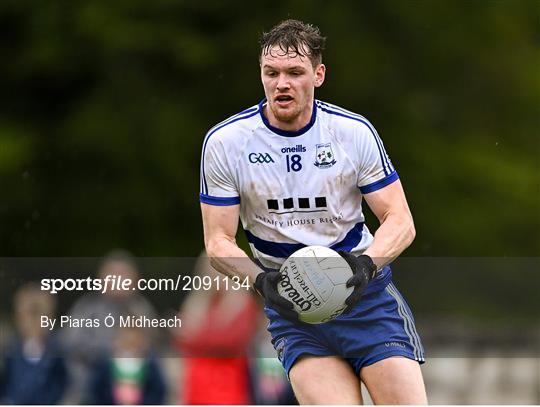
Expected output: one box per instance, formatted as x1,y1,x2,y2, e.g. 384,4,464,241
270,101,302,124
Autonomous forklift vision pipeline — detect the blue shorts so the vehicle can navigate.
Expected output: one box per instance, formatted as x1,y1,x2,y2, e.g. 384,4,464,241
265,280,425,376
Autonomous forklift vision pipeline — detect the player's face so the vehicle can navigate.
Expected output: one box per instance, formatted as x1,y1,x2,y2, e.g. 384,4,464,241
260,46,325,130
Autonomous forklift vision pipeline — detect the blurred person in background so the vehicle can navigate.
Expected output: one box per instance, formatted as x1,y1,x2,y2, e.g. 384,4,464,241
175,252,261,404
86,325,167,405
0,283,68,404
62,250,157,404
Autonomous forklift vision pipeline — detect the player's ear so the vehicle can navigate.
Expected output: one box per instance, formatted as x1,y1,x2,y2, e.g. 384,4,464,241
314,63,326,88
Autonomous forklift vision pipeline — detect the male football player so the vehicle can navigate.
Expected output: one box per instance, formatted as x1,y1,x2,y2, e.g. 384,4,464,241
200,19,427,404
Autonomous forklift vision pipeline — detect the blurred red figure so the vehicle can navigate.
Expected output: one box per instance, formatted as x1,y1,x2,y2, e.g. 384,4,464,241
175,253,261,404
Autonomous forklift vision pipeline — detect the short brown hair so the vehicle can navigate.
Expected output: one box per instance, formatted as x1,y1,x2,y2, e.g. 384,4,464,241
260,19,326,67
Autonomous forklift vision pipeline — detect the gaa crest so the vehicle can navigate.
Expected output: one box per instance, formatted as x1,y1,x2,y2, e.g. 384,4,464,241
314,143,336,168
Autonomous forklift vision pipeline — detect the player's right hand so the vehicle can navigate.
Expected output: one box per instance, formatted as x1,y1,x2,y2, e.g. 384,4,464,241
253,271,299,321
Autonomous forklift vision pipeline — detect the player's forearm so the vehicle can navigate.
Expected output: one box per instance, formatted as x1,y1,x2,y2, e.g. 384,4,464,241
363,212,415,269
205,236,262,283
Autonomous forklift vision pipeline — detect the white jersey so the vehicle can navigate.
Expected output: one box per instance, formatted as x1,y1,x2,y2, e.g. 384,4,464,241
200,99,398,276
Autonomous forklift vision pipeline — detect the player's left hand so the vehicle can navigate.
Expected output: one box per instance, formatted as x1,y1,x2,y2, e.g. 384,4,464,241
338,252,378,313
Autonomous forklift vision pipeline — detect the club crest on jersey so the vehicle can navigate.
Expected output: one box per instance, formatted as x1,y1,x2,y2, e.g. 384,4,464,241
314,143,336,168
274,338,286,362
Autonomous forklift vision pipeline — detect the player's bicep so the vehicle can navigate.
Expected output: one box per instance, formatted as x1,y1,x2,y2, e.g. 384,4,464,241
201,203,240,248
363,179,412,224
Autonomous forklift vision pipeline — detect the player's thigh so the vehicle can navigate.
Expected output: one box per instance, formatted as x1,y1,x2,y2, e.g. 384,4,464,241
360,356,427,405
289,355,363,405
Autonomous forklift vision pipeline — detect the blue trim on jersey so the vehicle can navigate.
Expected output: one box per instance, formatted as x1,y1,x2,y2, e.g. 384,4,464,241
245,222,364,258
359,171,399,194
207,106,259,135
200,107,260,195
316,101,393,176
332,222,365,252
259,99,317,137
199,193,241,206
245,231,303,258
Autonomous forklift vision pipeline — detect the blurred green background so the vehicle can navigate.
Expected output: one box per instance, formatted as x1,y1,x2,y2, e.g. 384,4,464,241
1,0,538,256
0,0,538,322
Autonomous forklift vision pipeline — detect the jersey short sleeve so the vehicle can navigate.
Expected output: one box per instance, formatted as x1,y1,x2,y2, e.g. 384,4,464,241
356,120,399,194
200,134,240,206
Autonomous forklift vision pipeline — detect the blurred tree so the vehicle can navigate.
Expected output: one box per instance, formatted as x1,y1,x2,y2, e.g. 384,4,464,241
0,0,537,264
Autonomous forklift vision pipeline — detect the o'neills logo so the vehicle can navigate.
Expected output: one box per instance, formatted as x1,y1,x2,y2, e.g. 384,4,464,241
281,145,307,154
279,262,322,311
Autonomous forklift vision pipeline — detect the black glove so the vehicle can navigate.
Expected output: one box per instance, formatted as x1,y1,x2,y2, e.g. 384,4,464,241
253,271,299,321
338,252,378,313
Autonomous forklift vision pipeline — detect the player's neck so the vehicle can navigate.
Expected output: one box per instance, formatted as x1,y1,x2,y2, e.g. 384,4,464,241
264,102,314,132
